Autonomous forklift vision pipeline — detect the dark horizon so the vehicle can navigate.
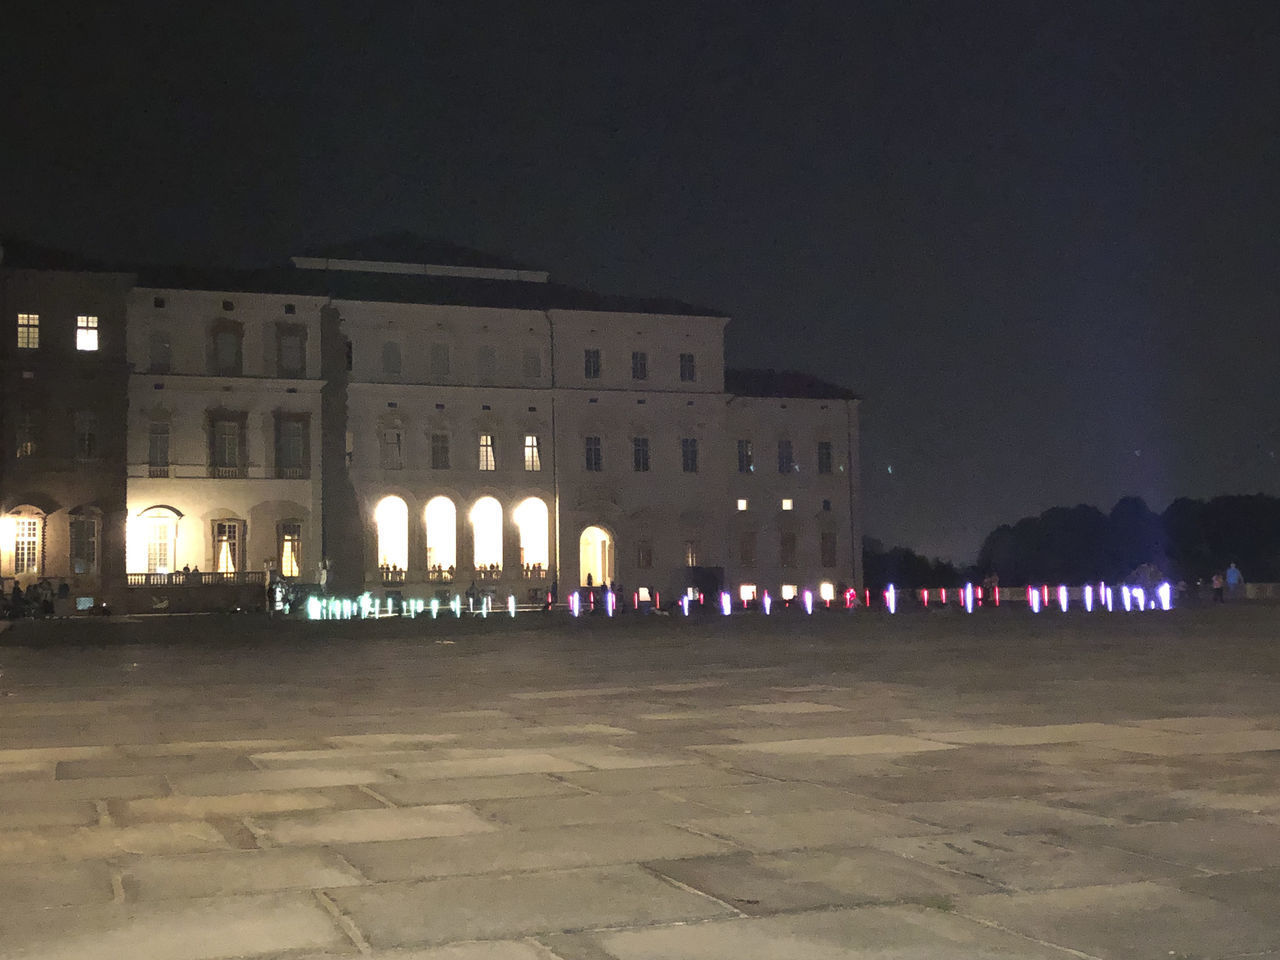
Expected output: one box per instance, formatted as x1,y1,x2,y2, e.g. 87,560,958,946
4,2,1277,563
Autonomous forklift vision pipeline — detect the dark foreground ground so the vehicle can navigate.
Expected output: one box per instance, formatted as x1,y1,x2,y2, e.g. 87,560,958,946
0,606,1278,959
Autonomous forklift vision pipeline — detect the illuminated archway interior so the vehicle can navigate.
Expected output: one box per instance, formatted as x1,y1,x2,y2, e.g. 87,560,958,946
579,525,614,586
424,496,456,571
470,496,503,570
129,507,180,574
513,497,549,570
374,495,408,569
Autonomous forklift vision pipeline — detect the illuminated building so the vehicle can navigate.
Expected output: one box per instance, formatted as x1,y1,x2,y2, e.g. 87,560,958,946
2,234,861,612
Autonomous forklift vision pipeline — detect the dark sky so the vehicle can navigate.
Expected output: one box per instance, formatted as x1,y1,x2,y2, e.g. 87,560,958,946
4,2,1278,562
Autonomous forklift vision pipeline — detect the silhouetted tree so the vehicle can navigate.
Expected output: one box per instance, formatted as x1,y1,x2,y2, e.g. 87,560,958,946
863,537,960,592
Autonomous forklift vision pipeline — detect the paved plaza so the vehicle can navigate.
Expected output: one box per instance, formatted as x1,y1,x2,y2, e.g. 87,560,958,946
1,605,1278,959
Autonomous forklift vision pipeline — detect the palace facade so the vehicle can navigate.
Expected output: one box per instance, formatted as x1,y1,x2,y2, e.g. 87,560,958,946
2,235,861,613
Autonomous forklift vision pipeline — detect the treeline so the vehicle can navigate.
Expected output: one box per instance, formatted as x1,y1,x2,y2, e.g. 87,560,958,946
862,538,961,593
975,494,1280,585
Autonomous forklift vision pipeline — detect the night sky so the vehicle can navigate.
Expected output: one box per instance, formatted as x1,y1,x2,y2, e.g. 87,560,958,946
4,2,1278,562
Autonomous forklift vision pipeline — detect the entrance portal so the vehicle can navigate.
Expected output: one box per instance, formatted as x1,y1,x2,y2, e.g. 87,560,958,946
579,525,614,587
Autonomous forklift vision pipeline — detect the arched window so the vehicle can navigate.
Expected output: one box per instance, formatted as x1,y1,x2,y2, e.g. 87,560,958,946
132,505,182,574
374,496,408,570
513,497,549,571
470,497,503,572
424,496,456,573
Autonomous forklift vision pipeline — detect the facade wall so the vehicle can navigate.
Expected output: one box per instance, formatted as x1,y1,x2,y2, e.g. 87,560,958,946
123,288,324,588
0,266,131,607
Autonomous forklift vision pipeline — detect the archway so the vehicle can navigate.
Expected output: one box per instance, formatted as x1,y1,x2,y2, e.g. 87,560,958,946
579,525,614,587
424,496,456,573
374,495,408,570
131,505,181,574
513,497,549,572
470,496,503,572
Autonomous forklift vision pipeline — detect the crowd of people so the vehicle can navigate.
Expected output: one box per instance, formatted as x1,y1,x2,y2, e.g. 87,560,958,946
1,578,71,619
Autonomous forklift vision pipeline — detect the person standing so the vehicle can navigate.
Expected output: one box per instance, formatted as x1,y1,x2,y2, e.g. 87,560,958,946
1225,562,1243,601
1211,572,1225,604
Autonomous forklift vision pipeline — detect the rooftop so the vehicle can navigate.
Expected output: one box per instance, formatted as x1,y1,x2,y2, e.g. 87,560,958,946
725,368,860,401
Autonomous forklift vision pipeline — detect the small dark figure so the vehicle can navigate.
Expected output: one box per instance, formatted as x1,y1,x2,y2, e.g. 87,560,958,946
1211,572,1225,603
586,573,593,588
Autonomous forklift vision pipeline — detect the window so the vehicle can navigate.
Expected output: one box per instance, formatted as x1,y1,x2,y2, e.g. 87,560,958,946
278,325,306,378
76,315,99,351
280,522,302,578
584,435,602,472
738,531,757,567
70,517,97,574
584,348,601,379
780,531,797,567
380,429,404,469
737,439,753,473
636,539,653,569
817,441,833,474
523,347,541,379
632,437,650,472
14,518,39,574
74,412,98,460
685,540,699,567
781,583,798,601
15,412,36,458
148,421,170,476
822,498,832,511
214,520,243,574
679,352,696,382
631,351,647,380
17,313,38,349
778,439,794,473
478,433,496,471
431,433,450,470
211,417,244,475
276,417,308,477
524,435,541,471
153,297,166,308
145,515,174,573
781,498,794,511
429,342,450,377
476,345,497,383
148,332,171,373
212,324,242,375
344,339,353,371
681,437,699,473
821,530,838,567
737,498,748,511
382,342,402,379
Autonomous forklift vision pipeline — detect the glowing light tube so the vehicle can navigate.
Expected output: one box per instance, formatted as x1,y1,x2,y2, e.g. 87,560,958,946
763,591,772,615
1122,586,1132,612
1132,587,1145,612
1058,585,1068,612
964,582,974,614
720,592,731,616
1158,582,1172,611
1084,584,1093,612
803,590,813,615
1030,589,1041,613
570,592,580,617
885,584,897,614
508,595,516,618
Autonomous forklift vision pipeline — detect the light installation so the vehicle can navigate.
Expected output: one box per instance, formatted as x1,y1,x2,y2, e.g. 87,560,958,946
1058,585,1068,612
884,583,896,614
1122,585,1132,612
1084,584,1093,612
803,590,813,615
720,592,732,616
1029,588,1041,613
762,591,772,615
1157,582,1172,610
964,582,974,613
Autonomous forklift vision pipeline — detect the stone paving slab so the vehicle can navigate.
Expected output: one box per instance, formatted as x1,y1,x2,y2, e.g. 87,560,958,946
124,848,367,900
734,701,848,714
0,891,349,960
250,746,460,768
1070,817,1280,871
554,763,763,794
372,774,582,806
0,821,228,864
0,773,168,803
386,754,589,781
897,797,1121,833
473,791,713,829
668,781,863,817
685,808,941,852
114,787,354,824
555,904,1079,959
0,859,115,907
873,831,1197,891
923,722,1140,746
121,738,314,757
337,820,736,881
250,804,498,845
956,880,1280,959
647,846,1000,915
0,760,57,780
1177,866,1280,920
56,753,259,780
326,864,735,949
170,766,391,795
698,734,959,757
0,798,100,829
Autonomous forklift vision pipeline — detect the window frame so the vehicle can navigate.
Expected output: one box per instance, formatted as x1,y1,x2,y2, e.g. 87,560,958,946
737,439,753,473
632,436,650,472
523,434,542,471
276,323,307,378
817,440,833,474
584,435,603,472
679,352,696,382
680,437,699,473
584,348,602,379
631,351,648,380
430,433,451,470
75,315,99,352
478,433,496,471
70,515,98,575
17,313,39,350
777,439,794,474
